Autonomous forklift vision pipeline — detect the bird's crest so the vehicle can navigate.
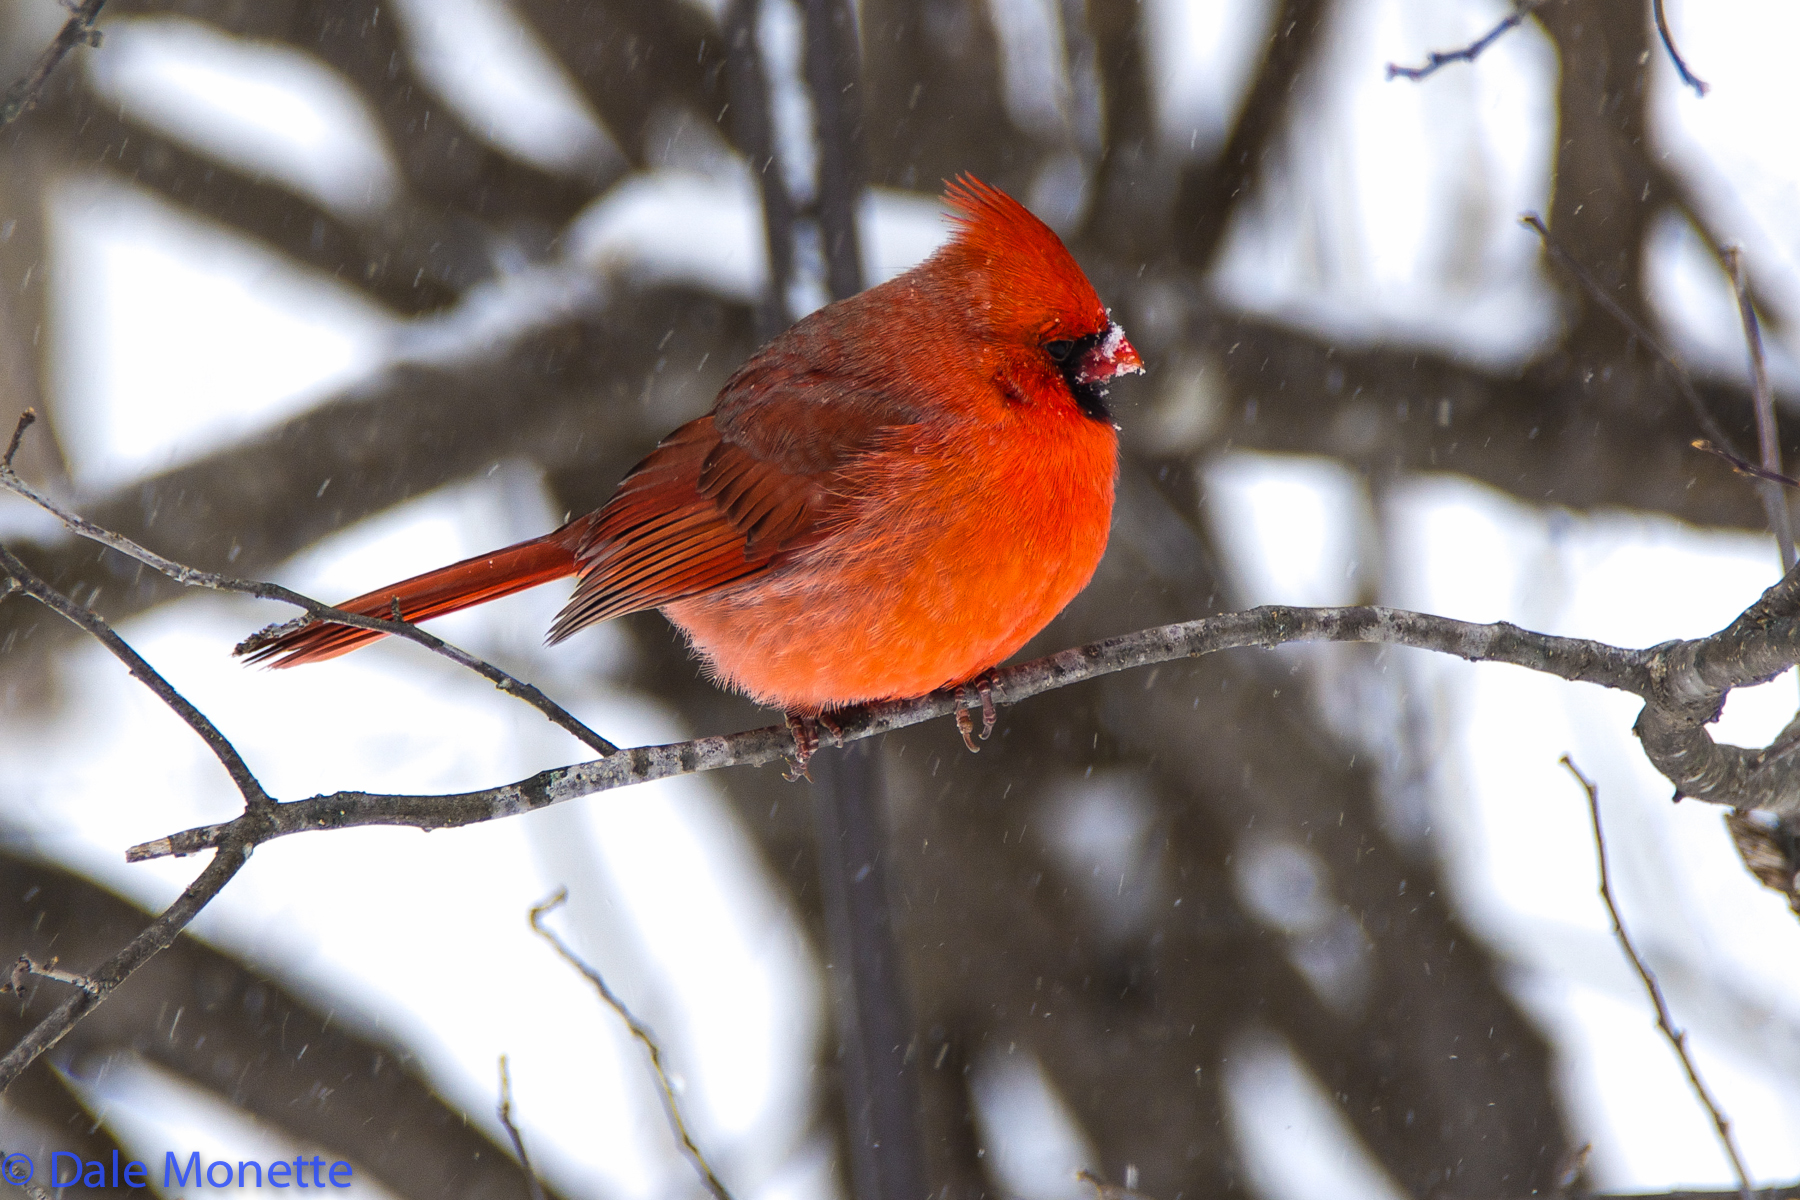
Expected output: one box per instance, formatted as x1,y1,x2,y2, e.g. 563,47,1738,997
938,175,1107,337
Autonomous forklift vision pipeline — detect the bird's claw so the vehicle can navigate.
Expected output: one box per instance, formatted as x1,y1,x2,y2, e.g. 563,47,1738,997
954,671,999,753
784,710,846,780
785,712,818,780
954,705,978,753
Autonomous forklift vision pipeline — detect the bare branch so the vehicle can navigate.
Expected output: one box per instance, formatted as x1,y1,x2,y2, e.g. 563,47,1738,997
1386,1,1546,82
126,604,1669,862
1723,248,1795,569
496,1057,550,1200
1,955,100,997
1560,757,1751,1199
0,537,265,1091
1691,440,1800,490
529,891,733,1200
0,0,105,128
1652,0,1709,97
0,837,252,1093
1520,213,1738,456
0,417,618,756
2,407,34,469
0,541,272,808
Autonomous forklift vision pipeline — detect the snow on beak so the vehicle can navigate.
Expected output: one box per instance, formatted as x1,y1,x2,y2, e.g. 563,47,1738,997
1075,322,1145,385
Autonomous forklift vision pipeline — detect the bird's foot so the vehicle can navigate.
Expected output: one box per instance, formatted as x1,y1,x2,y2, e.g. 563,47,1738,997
954,670,1000,753
784,712,818,780
784,710,845,780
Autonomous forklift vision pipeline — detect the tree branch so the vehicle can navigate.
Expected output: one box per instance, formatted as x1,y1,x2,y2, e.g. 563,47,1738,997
0,836,251,1092
1652,0,1708,97
0,850,580,1200
0,539,272,808
0,0,105,127
1386,1,1546,82
125,602,1685,863
1170,0,1332,268
1521,212,1738,455
529,891,733,1200
0,285,750,668
3,410,618,756
1723,248,1795,570
1561,758,1753,1200
495,1057,550,1200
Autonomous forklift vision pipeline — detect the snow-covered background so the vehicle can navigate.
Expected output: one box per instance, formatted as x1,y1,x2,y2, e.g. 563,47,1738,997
2,0,1799,1197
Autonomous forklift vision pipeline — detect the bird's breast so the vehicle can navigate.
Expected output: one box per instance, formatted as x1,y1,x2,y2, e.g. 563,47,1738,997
662,412,1118,711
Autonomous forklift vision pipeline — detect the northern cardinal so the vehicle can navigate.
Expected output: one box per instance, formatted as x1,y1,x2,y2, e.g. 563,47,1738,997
240,177,1142,751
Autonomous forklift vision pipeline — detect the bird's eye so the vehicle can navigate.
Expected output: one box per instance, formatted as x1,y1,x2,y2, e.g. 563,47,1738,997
1044,339,1076,362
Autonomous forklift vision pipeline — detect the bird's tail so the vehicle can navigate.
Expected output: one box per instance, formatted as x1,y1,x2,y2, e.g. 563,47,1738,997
236,532,581,667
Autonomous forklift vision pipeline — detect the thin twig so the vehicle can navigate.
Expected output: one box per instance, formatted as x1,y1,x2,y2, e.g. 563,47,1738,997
1519,214,1738,455
1723,248,1795,570
1691,440,1800,491
1560,757,1753,1200
1652,0,1708,97
1,955,100,997
2,409,34,468
496,1057,549,1200
1386,1,1545,82
529,891,733,1200
0,0,106,128
1,412,617,756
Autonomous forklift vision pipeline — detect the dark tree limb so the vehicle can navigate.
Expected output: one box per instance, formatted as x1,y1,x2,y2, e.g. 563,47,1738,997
1532,0,1660,361
803,0,867,299
1521,213,1737,455
27,97,476,314
1170,0,1333,269
1077,0,1156,254
808,744,927,1200
0,285,751,667
722,0,798,340
105,0,611,223
511,0,728,170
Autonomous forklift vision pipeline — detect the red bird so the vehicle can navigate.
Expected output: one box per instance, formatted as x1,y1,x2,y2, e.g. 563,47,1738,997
241,177,1142,748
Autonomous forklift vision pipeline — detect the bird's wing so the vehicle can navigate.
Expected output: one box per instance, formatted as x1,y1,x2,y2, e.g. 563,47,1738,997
548,368,923,641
